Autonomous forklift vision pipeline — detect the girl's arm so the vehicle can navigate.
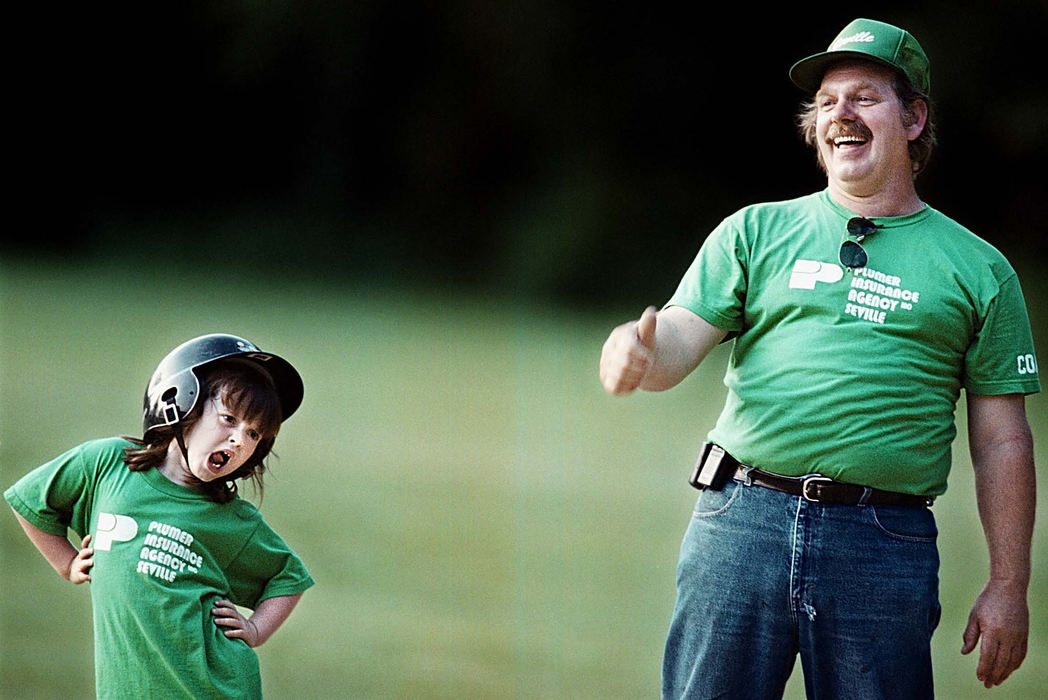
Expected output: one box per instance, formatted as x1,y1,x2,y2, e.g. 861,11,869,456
11,509,93,583
212,593,304,647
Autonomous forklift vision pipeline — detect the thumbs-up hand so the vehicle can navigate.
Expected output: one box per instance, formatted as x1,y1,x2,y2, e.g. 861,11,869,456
600,306,659,395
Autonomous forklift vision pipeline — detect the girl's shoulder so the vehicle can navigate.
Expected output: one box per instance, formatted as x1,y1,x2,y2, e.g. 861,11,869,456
85,435,137,454
31,436,133,476
75,436,137,472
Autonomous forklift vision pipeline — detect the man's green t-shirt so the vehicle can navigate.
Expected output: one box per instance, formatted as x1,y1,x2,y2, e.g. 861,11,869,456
667,190,1040,496
5,437,315,699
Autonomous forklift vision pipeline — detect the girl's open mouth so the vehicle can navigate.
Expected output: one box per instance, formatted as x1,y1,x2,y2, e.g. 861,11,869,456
208,451,231,470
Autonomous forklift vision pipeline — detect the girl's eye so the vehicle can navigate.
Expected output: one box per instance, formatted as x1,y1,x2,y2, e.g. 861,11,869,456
247,429,261,441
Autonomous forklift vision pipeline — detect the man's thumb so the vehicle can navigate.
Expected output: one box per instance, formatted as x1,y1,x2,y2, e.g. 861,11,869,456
961,616,980,655
637,306,658,349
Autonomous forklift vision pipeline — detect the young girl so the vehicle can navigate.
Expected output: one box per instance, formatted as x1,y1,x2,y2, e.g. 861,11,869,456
5,334,314,699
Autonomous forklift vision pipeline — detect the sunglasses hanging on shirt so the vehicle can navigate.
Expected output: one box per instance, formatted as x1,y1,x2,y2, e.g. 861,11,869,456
839,217,882,270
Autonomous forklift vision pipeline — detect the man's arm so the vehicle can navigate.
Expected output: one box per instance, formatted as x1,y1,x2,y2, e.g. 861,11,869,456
961,392,1035,688
599,305,728,395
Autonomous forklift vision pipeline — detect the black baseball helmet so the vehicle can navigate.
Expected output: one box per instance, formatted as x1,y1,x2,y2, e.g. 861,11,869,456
143,334,304,439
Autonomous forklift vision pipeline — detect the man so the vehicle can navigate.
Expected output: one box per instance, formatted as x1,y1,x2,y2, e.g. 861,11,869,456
599,18,1039,699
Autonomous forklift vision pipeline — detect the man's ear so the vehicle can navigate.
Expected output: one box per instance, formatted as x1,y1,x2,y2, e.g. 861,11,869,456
905,98,929,140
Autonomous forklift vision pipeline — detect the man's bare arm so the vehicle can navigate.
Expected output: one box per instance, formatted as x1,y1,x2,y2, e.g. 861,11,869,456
961,392,1035,688
600,305,727,395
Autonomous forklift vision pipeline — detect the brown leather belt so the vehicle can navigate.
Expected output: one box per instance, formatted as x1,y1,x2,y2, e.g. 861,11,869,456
735,466,933,508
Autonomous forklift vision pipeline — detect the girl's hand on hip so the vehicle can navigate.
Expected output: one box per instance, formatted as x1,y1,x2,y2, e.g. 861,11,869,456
212,599,261,647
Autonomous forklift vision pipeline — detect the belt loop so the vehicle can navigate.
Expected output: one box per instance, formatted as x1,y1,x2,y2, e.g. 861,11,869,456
857,486,872,506
738,465,754,486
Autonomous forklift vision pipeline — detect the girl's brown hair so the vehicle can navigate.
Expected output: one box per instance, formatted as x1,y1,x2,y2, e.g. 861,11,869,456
123,360,284,503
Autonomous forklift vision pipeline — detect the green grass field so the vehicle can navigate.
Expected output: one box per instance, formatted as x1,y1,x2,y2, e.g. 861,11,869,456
2,258,1045,699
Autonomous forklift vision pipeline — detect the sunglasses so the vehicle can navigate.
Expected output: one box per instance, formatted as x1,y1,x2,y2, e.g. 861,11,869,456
839,217,882,269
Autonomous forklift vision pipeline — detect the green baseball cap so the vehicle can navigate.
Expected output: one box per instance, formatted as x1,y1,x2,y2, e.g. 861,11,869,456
789,18,930,94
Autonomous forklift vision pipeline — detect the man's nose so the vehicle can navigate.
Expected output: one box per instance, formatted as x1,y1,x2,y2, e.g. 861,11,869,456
830,99,857,121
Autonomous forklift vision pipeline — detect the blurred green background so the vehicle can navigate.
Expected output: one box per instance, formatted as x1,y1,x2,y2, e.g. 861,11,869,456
3,1,1047,698
1,262,1045,698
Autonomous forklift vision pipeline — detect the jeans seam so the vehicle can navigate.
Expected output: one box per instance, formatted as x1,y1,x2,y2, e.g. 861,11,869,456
788,496,803,624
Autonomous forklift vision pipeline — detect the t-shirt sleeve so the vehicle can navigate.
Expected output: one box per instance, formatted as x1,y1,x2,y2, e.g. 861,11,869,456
665,216,749,332
4,443,96,537
225,521,315,609
963,268,1041,395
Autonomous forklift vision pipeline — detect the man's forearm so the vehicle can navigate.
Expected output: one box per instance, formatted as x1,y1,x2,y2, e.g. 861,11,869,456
972,443,1035,586
640,307,727,392
967,394,1035,586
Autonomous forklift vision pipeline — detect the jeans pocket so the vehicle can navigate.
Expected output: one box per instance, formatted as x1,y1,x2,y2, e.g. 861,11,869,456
869,505,938,542
692,480,741,518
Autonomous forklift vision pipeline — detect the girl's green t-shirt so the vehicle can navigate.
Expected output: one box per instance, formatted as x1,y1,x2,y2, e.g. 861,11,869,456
5,437,315,699
667,190,1040,496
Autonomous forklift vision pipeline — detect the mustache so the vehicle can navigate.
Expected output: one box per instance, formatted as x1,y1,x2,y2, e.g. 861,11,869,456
827,121,873,142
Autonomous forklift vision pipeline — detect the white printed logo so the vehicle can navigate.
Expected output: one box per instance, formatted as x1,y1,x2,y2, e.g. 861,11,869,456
832,31,876,50
94,512,139,550
789,259,843,289
789,259,923,325
1017,354,1038,375
138,521,202,583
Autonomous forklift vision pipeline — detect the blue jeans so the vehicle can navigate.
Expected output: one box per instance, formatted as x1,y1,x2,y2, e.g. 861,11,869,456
662,478,941,699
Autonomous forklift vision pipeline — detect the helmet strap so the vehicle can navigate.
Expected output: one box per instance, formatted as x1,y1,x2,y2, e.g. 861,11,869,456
160,396,192,468
173,426,191,469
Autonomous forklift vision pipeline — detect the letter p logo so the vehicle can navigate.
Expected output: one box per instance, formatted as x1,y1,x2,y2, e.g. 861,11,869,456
790,260,844,290
94,513,139,551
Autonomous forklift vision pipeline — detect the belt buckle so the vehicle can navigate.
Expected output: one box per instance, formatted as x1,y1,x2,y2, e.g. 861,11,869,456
801,475,833,502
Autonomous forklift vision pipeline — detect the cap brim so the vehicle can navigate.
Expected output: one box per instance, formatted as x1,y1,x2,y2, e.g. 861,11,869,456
789,51,907,94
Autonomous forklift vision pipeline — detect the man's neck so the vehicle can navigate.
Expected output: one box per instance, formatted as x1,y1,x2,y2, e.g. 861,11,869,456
827,180,924,218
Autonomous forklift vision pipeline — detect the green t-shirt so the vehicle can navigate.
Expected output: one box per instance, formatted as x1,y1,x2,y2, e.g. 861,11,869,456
5,437,315,699
667,190,1041,496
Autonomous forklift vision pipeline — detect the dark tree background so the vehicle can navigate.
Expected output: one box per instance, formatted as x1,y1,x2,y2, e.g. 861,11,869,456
8,1,1047,306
